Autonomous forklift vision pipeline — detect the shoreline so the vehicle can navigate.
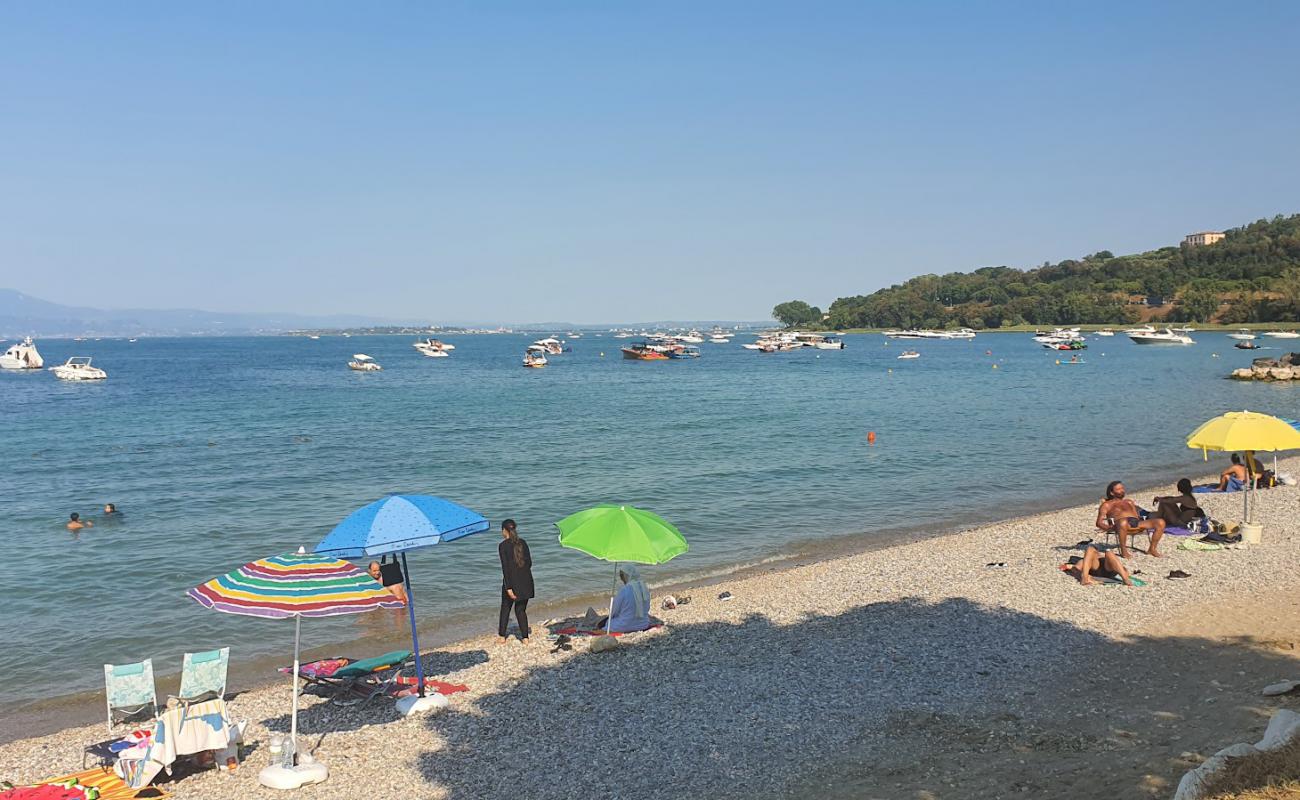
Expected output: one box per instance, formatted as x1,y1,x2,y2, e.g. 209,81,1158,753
0,457,1256,746
3,459,1293,756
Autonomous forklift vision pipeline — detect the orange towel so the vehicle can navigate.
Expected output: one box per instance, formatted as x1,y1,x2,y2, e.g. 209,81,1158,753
30,768,168,800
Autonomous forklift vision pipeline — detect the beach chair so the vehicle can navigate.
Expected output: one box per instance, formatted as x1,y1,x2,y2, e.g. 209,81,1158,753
294,649,414,706
103,659,158,733
173,647,230,705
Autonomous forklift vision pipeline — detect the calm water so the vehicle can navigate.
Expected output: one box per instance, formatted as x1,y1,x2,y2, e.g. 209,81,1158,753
3,332,1297,710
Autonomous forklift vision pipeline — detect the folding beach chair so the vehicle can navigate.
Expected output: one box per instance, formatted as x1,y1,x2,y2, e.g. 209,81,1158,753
294,649,414,706
172,647,229,705
103,659,158,733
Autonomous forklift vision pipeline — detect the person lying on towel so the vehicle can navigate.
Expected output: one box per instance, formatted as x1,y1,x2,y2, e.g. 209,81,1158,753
1097,481,1166,559
1071,545,1136,587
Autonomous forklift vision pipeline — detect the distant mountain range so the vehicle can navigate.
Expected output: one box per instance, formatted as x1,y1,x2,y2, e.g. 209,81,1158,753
0,290,774,337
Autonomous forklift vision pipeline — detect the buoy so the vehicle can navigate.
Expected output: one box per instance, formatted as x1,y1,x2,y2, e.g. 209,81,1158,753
992,364,998,369
867,431,876,444
887,368,893,374
600,352,605,357
1055,359,1060,365
985,350,992,355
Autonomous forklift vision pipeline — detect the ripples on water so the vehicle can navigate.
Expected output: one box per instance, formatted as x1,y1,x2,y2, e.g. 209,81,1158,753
3,332,1297,707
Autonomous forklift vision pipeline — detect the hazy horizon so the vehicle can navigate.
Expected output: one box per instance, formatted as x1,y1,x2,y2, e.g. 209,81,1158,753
3,2,1298,321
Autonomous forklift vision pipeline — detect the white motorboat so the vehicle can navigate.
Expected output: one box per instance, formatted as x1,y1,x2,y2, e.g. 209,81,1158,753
677,331,704,344
50,356,107,380
1263,330,1300,339
1226,329,1256,340
1032,328,1082,344
532,337,564,355
0,337,44,370
815,336,845,350
710,336,730,344
897,350,920,359
308,335,320,340
522,348,548,368
1095,329,1115,337
1129,328,1195,345
348,354,382,371
413,338,454,357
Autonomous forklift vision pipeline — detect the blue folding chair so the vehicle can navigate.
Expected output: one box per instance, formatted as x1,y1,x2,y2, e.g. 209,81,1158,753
103,659,158,733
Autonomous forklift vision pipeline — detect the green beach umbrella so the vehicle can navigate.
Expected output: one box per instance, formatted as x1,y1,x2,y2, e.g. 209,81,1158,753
556,505,689,629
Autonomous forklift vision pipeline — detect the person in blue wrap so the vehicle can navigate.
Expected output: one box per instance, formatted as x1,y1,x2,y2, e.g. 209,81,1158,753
604,565,652,633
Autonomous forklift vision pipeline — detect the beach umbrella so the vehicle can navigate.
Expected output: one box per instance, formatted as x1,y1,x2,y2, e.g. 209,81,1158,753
556,505,689,628
313,495,489,711
187,549,402,788
1186,410,1300,523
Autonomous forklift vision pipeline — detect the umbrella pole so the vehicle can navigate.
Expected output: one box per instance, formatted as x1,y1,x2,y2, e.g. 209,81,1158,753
290,614,300,765
401,552,426,698
608,561,619,634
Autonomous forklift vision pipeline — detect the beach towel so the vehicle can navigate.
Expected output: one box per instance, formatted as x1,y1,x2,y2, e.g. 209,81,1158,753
1193,476,1245,493
1163,527,1197,537
278,658,350,679
2,768,168,800
391,676,468,695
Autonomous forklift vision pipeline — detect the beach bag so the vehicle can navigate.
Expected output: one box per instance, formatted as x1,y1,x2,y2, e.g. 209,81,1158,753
1190,516,1214,535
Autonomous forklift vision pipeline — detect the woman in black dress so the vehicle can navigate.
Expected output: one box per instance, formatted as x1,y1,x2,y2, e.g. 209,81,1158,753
498,519,534,643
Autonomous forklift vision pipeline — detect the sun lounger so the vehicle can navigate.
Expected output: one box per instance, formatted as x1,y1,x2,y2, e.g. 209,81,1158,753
289,650,414,706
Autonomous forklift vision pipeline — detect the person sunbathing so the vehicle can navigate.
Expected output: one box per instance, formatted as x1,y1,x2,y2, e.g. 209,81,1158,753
1072,545,1135,586
1216,454,1249,491
1153,478,1201,527
1096,481,1165,558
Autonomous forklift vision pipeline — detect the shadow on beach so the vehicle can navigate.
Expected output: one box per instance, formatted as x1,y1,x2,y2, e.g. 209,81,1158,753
406,597,1300,800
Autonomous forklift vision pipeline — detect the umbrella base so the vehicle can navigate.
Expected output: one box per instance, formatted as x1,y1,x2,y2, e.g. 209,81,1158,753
395,692,449,717
259,761,329,790
1238,521,1263,544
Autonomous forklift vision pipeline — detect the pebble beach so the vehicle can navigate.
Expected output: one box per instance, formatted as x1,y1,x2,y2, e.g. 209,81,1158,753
3,461,1299,800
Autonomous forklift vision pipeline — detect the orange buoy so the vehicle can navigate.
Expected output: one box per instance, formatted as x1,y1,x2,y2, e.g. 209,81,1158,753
867,431,876,444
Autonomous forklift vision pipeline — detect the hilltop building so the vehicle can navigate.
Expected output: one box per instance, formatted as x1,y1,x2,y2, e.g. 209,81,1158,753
1183,231,1225,247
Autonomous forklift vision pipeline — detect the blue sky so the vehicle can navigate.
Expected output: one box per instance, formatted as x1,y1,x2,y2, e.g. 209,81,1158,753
1,2,1297,323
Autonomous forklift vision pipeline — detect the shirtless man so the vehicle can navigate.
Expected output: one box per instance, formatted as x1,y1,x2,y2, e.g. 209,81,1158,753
367,560,408,604
1096,481,1165,558
1216,454,1249,490
67,512,93,531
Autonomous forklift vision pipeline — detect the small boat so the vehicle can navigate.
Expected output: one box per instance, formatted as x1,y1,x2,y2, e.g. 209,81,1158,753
0,337,44,370
815,336,845,350
532,337,565,355
413,338,454,357
308,335,320,340
348,354,382,371
128,338,138,343
677,331,704,344
1129,328,1195,345
1227,329,1257,340
1263,330,1300,339
897,350,920,359
522,350,548,368
710,336,730,344
1234,341,1259,350
666,345,701,359
1095,329,1115,337
50,356,107,381
621,342,669,360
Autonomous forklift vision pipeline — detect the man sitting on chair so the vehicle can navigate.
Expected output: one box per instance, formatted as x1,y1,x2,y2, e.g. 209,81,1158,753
1096,480,1166,559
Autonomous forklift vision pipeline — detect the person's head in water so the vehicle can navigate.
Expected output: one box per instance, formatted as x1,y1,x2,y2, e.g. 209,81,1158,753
1105,481,1125,500
104,504,117,514
70,512,80,522
1176,478,1193,495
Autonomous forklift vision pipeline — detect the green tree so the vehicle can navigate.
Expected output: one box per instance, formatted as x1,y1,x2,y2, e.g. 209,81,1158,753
772,300,822,328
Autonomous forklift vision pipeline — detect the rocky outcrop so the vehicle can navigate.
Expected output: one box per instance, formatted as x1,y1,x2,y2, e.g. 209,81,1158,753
1232,352,1300,380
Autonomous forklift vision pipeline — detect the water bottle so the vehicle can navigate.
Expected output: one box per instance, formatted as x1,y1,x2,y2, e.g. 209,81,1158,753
281,737,296,768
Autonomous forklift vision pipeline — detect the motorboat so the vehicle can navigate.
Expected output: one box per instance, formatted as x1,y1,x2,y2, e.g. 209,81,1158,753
532,337,565,355
677,331,705,344
1123,325,1156,336
49,356,107,380
308,335,320,340
522,350,548,368
348,354,382,371
667,345,701,359
1043,339,1087,351
710,336,730,344
1263,330,1300,339
815,336,845,350
1095,329,1115,337
1227,329,1256,340
413,338,454,357
943,328,977,339
1234,341,1260,350
0,337,44,370
621,342,669,360
1129,328,1195,345
897,350,920,359
1032,328,1082,344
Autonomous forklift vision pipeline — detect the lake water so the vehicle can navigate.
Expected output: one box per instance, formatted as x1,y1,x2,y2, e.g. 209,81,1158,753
3,331,1297,712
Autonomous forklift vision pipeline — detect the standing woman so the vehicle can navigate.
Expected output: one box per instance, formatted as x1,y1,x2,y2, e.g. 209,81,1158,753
498,519,534,644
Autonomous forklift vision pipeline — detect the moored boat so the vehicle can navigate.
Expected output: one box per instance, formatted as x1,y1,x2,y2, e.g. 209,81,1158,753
1226,328,1256,340
621,342,670,360
348,354,382,371
1262,330,1300,339
413,338,454,357
0,337,44,370
50,356,107,380
1129,328,1195,345
897,350,920,359
522,349,548,368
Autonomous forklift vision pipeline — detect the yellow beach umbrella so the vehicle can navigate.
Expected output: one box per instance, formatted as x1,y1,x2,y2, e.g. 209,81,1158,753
1186,410,1300,523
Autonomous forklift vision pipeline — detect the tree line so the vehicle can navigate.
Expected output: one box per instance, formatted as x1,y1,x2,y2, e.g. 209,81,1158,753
774,214,1300,329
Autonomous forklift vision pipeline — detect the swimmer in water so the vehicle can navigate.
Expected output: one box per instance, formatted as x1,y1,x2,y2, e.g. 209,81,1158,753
367,561,408,604
67,512,93,531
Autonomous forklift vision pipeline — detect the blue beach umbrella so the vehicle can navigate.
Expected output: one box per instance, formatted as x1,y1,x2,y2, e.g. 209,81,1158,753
314,495,489,700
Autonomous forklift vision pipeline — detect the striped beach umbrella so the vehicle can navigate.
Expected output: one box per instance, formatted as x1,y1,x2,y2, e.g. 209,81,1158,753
187,549,402,783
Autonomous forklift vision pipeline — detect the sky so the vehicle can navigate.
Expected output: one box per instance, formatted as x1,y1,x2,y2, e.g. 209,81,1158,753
1,2,1297,324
